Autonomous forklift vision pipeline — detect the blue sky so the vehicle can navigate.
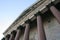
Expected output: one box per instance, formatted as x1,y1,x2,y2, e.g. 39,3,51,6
0,0,37,40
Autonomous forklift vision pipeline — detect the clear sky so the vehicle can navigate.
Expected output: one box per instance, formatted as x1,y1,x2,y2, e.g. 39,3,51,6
0,0,37,40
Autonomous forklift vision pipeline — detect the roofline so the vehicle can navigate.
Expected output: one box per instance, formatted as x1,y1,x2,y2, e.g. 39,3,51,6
3,0,46,35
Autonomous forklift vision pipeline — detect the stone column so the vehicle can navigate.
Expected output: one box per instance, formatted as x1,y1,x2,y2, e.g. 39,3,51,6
23,19,31,40
47,3,60,23
15,25,24,40
5,34,10,40
1,37,5,40
9,30,16,40
35,12,46,40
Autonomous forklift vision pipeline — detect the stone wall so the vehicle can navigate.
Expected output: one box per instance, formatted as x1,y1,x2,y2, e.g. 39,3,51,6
44,18,60,40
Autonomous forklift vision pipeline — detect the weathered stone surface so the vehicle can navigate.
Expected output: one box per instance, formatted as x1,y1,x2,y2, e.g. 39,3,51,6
44,18,60,40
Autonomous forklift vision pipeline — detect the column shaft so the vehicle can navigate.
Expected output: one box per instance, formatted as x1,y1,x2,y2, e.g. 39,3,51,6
9,34,14,40
5,37,9,40
50,6,60,23
15,30,21,40
37,15,46,40
23,23,30,40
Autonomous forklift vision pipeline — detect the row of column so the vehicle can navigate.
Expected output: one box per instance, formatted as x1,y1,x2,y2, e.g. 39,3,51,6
2,3,60,40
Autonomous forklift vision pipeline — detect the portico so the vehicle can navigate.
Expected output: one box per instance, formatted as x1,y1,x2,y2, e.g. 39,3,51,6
2,0,60,40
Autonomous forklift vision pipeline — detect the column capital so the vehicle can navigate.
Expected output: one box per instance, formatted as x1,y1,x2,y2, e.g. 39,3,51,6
1,37,5,40
6,34,10,39
11,30,17,37
35,11,42,16
25,19,31,24
47,2,55,8
17,25,24,30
